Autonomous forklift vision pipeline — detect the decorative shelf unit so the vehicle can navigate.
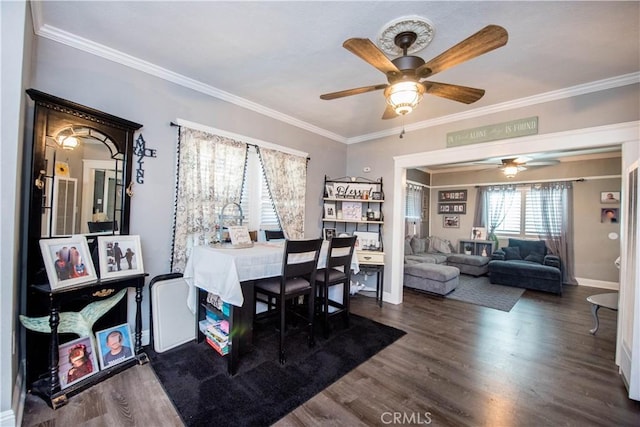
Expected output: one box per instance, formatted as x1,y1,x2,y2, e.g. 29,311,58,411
28,275,147,409
458,239,495,257
323,176,384,306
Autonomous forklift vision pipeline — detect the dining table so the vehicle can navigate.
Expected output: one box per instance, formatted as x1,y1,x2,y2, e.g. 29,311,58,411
182,240,359,374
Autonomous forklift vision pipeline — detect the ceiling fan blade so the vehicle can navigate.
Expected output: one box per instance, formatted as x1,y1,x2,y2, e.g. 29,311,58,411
320,83,388,100
343,38,400,77
526,160,560,167
417,25,508,78
423,81,485,104
381,104,397,120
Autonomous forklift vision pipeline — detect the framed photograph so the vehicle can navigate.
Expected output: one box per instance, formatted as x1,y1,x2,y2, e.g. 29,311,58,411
471,227,486,240
325,184,335,199
438,190,467,202
58,335,99,389
96,323,135,369
39,236,97,290
438,203,466,215
97,235,144,279
324,202,336,219
371,191,383,200
353,231,380,251
443,215,460,228
600,191,620,203
341,201,363,221
601,208,619,223
323,228,336,240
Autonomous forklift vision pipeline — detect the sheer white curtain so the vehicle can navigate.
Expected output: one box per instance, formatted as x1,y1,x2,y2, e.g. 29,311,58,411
171,127,247,272
405,184,423,236
257,147,307,239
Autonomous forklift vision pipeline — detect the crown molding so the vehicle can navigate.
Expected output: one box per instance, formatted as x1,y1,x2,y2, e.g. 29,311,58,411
31,10,637,146
31,17,347,144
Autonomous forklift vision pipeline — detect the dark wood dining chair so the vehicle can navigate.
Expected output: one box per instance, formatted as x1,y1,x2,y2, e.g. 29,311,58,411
254,238,323,364
314,236,357,337
264,229,285,241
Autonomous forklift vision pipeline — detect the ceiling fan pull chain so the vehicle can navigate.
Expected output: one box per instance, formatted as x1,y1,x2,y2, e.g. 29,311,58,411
399,117,406,139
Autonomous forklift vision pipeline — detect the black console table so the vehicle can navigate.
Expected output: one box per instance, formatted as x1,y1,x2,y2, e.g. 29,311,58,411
29,274,147,409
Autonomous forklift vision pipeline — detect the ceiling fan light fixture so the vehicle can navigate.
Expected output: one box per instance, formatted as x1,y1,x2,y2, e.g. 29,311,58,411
55,127,80,150
385,81,424,115
503,164,519,178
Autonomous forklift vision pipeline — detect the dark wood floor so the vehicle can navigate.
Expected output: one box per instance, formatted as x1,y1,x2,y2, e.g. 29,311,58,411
23,284,640,426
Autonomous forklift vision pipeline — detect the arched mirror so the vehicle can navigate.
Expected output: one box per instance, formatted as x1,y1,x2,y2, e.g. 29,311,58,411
24,89,142,285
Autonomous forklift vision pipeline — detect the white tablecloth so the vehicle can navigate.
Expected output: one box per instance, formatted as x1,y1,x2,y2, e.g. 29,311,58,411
183,241,358,312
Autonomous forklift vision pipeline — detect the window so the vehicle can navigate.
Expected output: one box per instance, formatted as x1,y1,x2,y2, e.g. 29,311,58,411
240,147,279,231
405,184,424,219
489,188,562,236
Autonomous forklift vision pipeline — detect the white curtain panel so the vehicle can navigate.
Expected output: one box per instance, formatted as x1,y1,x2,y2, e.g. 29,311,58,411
171,127,247,272
257,147,307,239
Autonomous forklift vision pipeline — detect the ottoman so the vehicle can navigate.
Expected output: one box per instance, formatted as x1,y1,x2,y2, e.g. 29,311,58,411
403,263,460,295
446,254,491,276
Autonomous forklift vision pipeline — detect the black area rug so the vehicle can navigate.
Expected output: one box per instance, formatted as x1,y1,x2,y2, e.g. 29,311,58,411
147,314,405,426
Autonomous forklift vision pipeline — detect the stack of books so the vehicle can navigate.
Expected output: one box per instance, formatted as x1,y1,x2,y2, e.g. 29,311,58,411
199,315,229,356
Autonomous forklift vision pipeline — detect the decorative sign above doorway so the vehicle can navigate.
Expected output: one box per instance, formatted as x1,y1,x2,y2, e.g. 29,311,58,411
446,116,538,147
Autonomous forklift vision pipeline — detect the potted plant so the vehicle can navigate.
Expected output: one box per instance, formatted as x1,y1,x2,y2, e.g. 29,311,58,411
464,244,473,255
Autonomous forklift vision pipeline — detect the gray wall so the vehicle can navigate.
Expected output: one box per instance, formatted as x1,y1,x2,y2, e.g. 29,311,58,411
428,157,622,282
346,85,638,292
1,0,33,422
29,37,346,335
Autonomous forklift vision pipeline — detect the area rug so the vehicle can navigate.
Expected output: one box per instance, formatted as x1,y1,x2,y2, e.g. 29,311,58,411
147,314,405,426
445,275,525,312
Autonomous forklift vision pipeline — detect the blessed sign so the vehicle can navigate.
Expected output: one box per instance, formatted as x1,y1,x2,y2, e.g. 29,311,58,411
446,117,538,147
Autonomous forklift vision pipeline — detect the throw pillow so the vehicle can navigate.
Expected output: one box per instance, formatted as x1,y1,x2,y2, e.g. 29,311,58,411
429,236,452,254
404,237,414,255
502,246,522,260
524,253,544,264
410,237,427,254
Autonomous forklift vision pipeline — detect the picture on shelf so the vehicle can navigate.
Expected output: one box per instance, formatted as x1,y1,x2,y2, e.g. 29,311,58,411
58,335,99,389
371,191,383,200
353,231,379,251
341,201,363,221
323,228,336,240
324,203,336,219
97,235,144,279
325,184,335,198
96,323,135,369
471,227,486,240
600,191,620,203
227,226,252,245
39,236,97,290
443,215,460,228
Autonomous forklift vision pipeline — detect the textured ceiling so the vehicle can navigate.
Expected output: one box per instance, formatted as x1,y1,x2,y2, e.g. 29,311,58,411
34,1,639,145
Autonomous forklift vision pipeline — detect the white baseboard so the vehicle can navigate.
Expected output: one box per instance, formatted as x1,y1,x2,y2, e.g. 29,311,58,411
575,277,619,290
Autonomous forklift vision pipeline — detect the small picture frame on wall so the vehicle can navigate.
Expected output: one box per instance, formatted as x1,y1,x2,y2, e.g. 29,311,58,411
438,203,466,215
600,191,620,203
443,215,460,228
601,208,619,223
438,190,467,202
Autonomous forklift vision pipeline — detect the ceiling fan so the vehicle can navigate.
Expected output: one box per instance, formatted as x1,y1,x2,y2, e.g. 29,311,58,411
320,24,508,119
484,157,560,178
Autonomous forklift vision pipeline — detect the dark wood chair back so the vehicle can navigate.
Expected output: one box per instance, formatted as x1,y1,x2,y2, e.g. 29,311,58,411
265,229,285,241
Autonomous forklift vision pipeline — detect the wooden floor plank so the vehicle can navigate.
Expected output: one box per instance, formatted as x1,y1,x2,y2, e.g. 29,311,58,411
23,284,640,426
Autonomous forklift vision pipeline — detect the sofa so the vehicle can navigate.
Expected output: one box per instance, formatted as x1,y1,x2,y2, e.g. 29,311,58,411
488,238,562,294
404,236,453,265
